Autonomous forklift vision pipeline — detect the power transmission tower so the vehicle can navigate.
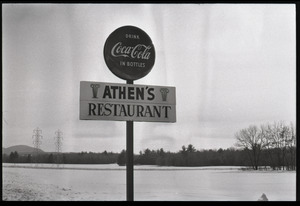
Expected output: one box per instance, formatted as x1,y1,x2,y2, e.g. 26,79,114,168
54,129,63,167
32,127,43,166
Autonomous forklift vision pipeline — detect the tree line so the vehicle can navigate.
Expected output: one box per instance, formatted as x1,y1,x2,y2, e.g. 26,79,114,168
2,151,118,164
2,147,249,167
117,146,248,167
3,121,295,170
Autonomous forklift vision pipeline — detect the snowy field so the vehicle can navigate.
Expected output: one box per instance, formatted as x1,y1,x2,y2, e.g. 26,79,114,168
2,163,296,201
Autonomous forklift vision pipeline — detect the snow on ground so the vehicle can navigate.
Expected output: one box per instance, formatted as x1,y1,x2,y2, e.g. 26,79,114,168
2,163,296,201
3,164,125,201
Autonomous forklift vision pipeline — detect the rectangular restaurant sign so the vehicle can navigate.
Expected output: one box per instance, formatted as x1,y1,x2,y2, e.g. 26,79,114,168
80,81,176,122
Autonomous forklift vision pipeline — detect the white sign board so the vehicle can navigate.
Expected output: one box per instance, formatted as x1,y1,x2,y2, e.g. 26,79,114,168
80,81,176,122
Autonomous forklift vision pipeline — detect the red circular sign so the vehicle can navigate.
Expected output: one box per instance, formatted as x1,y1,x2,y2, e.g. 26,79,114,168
103,26,155,81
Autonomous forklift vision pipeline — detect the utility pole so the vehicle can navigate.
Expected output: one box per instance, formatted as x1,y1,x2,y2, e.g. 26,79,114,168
54,129,63,167
32,127,43,166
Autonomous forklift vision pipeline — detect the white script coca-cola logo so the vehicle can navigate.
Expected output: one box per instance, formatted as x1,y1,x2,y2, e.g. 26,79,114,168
111,42,152,60
104,26,155,81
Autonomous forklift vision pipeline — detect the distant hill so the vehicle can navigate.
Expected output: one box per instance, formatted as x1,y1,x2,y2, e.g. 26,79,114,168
2,145,45,155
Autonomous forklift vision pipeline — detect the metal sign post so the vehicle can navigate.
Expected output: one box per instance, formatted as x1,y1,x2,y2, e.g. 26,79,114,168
126,80,134,201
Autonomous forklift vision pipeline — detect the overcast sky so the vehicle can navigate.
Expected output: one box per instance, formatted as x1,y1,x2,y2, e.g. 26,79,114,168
2,4,296,153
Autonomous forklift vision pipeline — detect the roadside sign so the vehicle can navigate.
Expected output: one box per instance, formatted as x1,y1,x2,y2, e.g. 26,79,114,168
82,25,174,201
80,81,176,122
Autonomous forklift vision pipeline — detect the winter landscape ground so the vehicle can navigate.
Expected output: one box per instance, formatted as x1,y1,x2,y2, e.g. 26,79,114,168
2,163,296,201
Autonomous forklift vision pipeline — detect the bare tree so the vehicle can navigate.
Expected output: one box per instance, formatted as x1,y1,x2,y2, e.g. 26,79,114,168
287,122,296,170
263,121,293,170
235,125,268,170
260,124,276,169
242,121,296,170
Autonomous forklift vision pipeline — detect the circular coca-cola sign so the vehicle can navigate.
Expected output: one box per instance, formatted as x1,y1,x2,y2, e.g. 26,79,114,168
103,26,155,81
